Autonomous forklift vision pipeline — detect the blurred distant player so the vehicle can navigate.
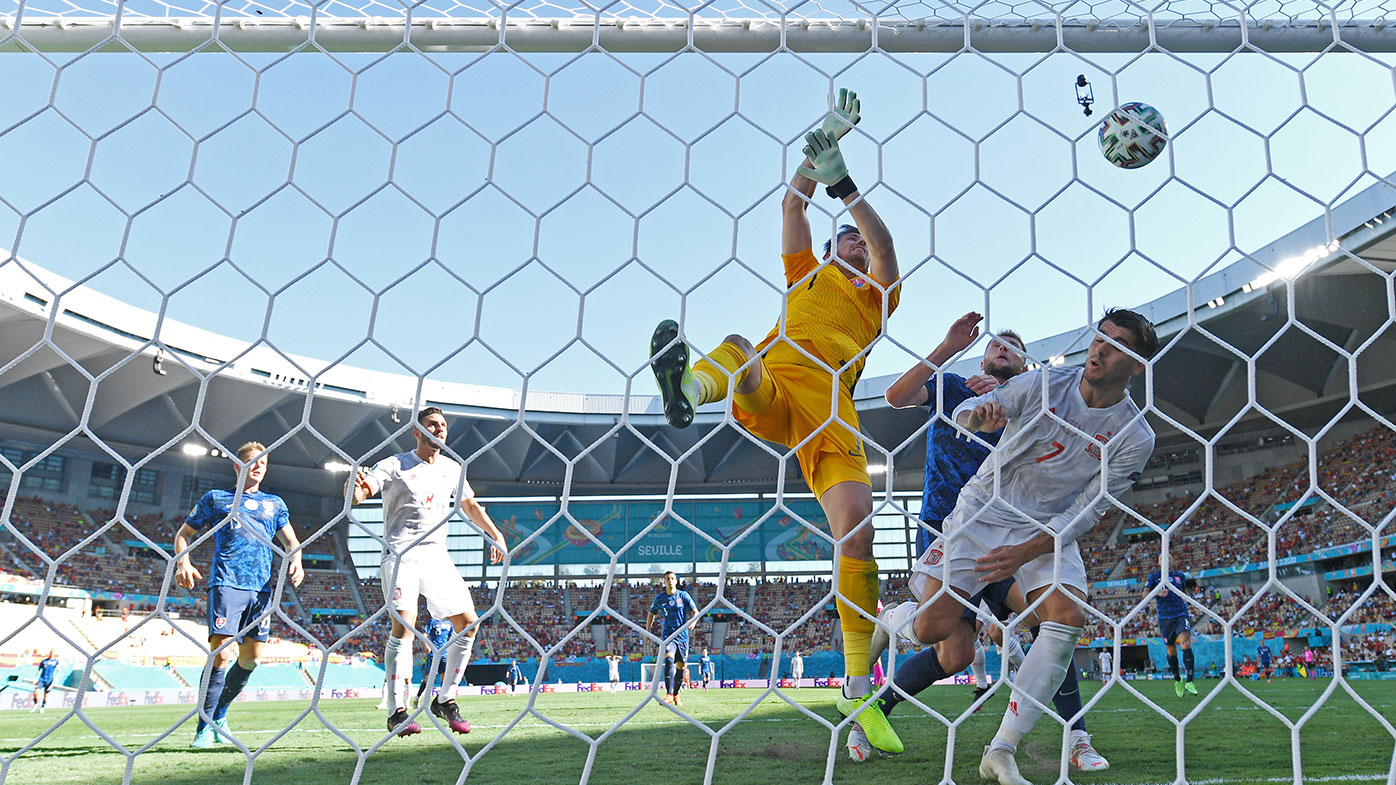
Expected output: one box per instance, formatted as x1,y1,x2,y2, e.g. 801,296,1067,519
606,654,623,692
29,650,58,713
877,310,1157,785
507,659,522,692
413,617,456,708
873,313,1109,772
648,88,903,753
699,649,714,690
1257,641,1273,683
791,650,804,686
647,571,697,706
352,406,507,738
175,441,305,749
1146,568,1198,696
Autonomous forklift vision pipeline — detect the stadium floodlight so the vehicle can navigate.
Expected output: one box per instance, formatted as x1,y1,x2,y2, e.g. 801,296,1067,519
180,444,209,457
1247,240,1342,290
323,461,352,472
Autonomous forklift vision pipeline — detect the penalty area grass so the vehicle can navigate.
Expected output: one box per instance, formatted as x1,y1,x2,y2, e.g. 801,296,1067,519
1,678,1391,785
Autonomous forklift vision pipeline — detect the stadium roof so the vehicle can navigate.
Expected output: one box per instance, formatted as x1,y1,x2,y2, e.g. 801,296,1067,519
2,177,1395,498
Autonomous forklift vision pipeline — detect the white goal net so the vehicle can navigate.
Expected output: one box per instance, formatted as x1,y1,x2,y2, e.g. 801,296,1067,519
1,0,1394,783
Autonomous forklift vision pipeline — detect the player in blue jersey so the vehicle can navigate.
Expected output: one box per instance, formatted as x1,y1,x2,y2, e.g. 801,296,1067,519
413,618,456,708
885,312,1023,554
646,571,698,706
175,441,305,749
29,650,58,713
869,312,1113,773
1145,569,1197,696
1256,641,1273,682
699,649,714,690
507,659,523,692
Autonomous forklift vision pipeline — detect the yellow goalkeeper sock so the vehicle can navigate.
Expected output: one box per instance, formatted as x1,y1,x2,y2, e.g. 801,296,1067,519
836,555,879,678
692,341,750,405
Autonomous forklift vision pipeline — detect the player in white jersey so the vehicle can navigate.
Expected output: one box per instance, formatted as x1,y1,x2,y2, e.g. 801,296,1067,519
352,406,507,739
606,654,623,691
899,309,1158,785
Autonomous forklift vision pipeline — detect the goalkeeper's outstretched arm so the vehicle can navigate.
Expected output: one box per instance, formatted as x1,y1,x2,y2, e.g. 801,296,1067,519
782,87,860,256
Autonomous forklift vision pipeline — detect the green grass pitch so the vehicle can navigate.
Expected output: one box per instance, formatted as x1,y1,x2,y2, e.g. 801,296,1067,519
2,679,1392,784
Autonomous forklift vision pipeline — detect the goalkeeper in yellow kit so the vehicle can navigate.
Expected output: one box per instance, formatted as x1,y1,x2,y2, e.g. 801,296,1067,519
649,89,903,754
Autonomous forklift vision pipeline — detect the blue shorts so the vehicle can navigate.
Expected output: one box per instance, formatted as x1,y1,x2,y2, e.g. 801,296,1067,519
918,518,944,555
208,585,273,642
36,678,53,690
964,577,1016,623
1159,615,1191,646
664,636,690,664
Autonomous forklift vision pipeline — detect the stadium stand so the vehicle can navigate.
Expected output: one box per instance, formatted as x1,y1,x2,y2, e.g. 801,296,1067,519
3,421,1394,692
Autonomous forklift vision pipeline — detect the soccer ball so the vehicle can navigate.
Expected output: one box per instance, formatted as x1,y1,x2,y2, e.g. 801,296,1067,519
847,726,873,762
1097,102,1168,169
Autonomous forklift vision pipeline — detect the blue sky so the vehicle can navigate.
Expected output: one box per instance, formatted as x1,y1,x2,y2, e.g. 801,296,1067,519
2,44,1393,396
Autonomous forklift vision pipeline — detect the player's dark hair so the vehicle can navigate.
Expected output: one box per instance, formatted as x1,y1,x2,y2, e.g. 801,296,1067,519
996,329,1026,353
416,406,445,425
1099,308,1160,359
821,224,859,258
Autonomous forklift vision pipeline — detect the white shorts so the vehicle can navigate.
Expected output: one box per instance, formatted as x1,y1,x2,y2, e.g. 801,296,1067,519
381,548,475,620
910,521,1086,599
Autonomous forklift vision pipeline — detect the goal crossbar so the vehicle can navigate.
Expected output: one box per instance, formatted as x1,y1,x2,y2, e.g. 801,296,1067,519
2,16,1393,53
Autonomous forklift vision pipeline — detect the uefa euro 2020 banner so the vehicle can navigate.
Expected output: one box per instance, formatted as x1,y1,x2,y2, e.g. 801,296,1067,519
490,500,833,565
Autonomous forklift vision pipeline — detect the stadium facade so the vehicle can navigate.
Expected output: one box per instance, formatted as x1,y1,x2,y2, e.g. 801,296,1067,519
1,176,1394,689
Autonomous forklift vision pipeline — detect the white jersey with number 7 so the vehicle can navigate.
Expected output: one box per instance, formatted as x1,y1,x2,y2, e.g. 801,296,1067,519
945,366,1155,545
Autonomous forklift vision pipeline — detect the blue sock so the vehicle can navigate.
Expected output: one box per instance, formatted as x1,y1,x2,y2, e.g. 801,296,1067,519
213,663,254,721
1053,661,1086,732
664,658,675,694
1167,652,1180,680
199,666,227,733
1182,649,1195,680
881,646,949,715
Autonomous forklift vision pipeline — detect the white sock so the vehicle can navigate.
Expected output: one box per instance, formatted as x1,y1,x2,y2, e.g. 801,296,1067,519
971,638,988,687
844,674,872,697
991,621,1082,754
887,600,926,647
385,635,411,713
440,635,475,701
1002,634,1026,670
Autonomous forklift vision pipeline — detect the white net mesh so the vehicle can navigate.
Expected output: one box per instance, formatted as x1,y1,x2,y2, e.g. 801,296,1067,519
1,3,1395,784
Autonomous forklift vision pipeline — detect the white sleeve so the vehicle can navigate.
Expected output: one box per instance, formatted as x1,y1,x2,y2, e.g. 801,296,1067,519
1044,424,1155,545
459,476,475,501
950,368,1044,428
365,456,396,496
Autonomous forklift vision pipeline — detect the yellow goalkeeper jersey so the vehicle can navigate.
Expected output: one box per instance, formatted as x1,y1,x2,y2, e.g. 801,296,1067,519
755,248,900,394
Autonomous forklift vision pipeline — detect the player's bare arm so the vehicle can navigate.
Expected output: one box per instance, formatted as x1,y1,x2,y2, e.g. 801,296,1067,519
781,164,818,255
277,526,306,588
173,523,203,589
462,496,507,564
886,312,987,408
957,401,1008,432
843,189,897,285
349,468,375,506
